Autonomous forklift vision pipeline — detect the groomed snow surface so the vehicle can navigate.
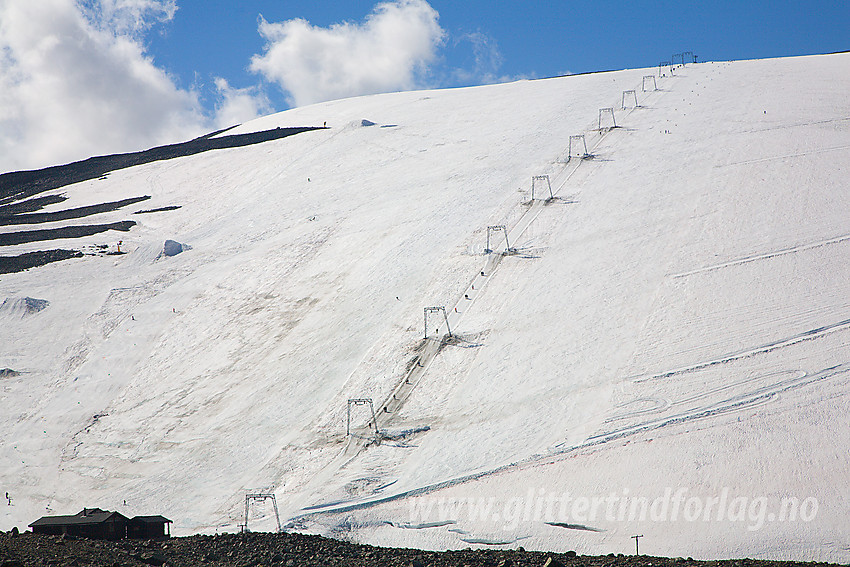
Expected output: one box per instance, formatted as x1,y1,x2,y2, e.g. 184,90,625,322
2,53,849,562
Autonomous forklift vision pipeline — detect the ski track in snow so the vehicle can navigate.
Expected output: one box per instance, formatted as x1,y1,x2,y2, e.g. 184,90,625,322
715,144,850,167
286,360,847,524
671,233,850,278
629,317,850,382
593,366,842,441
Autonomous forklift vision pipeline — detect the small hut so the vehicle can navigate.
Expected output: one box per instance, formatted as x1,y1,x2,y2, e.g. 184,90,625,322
128,515,172,539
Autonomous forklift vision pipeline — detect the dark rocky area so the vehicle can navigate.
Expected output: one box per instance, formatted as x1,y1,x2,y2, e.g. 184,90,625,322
0,222,136,247
0,126,323,205
1,250,79,273
0,197,151,226
0,195,67,216
0,125,323,274
0,531,842,567
134,207,181,215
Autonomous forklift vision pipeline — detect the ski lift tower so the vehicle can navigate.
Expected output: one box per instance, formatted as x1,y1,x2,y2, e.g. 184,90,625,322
568,135,590,160
424,306,451,339
531,175,553,200
485,225,511,254
622,90,638,109
243,493,281,533
346,398,378,436
598,107,617,130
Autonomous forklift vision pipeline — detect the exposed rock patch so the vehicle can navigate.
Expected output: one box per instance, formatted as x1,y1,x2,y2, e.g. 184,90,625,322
0,296,50,316
0,250,83,274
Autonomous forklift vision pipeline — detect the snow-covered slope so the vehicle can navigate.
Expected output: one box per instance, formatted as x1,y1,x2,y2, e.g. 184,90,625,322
2,53,849,562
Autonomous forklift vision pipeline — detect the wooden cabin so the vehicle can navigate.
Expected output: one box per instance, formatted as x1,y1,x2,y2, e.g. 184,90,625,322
128,515,172,539
29,508,129,540
29,508,172,540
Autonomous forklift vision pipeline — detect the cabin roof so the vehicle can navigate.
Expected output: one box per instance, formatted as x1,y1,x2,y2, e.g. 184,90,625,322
131,515,172,524
29,509,128,527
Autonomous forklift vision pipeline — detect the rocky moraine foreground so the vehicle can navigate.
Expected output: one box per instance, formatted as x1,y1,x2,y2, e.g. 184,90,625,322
0,531,844,567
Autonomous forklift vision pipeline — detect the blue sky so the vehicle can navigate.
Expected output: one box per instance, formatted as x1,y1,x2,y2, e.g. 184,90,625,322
0,0,847,172
149,0,850,112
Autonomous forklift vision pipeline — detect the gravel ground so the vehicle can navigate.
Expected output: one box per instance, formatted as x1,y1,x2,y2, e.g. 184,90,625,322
0,530,843,567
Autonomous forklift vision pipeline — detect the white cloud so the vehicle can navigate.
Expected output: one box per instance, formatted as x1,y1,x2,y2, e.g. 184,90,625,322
212,77,272,129
78,0,177,36
449,30,506,85
249,0,445,107
0,0,204,173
